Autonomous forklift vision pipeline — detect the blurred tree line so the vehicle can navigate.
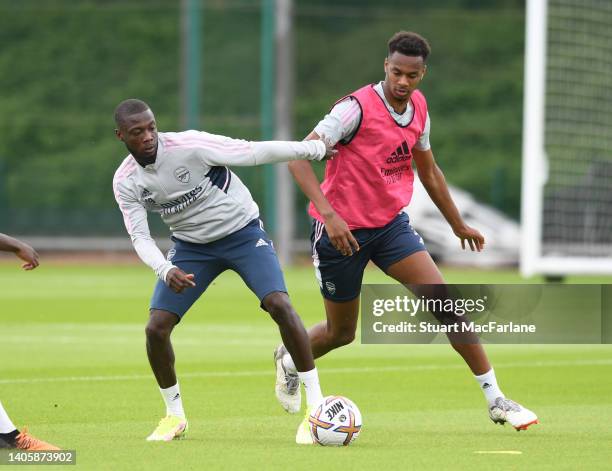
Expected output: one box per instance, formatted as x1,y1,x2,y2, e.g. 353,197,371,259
0,0,524,236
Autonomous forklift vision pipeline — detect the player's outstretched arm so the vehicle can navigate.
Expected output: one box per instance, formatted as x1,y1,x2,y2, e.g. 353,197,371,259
184,130,336,167
0,233,40,270
412,148,485,252
287,132,359,257
250,139,337,164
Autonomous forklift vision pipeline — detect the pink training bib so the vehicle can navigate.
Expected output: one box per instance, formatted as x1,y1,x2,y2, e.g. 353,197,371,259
309,84,428,229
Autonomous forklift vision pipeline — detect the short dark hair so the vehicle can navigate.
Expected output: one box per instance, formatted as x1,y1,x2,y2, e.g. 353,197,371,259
114,98,151,127
388,31,430,61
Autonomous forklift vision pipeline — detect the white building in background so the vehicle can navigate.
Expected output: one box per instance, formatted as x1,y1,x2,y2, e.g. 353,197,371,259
408,176,519,267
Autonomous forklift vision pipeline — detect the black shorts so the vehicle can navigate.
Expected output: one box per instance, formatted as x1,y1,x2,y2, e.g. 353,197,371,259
310,212,426,302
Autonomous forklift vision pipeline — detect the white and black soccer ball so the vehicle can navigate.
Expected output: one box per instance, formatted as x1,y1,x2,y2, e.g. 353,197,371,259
308,395,362,446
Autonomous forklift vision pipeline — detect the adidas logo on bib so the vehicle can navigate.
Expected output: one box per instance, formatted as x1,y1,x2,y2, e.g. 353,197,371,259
386,141,411,163
255,238,269,247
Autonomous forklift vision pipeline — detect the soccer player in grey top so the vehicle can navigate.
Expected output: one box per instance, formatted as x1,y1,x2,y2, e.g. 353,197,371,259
113,99,333,443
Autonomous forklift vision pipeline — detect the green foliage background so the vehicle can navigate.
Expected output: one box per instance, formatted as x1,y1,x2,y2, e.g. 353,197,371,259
0,0,524,236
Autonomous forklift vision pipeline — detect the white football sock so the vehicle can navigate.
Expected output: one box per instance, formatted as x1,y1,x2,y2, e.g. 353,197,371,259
281,352,297,374
474,369,504,406
0,401,17,434
159,383,186,418
298,368,323,408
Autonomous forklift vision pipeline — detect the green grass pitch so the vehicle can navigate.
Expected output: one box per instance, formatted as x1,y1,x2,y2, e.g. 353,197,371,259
0,262,611,470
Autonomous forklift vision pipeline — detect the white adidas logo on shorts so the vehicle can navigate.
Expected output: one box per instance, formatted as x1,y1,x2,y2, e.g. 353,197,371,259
255,238,269,247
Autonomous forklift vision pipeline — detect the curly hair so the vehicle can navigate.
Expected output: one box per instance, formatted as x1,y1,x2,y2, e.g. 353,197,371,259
388,31,430,61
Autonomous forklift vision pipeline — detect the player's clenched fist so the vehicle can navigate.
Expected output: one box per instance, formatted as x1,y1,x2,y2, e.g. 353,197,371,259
165,267,196,293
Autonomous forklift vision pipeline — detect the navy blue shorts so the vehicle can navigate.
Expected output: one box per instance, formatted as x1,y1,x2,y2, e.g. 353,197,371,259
151,219,287,319
311,212,426,302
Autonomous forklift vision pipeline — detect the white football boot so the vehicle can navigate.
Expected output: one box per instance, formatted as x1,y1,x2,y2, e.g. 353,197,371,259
489,397,538,431
274,345,301,414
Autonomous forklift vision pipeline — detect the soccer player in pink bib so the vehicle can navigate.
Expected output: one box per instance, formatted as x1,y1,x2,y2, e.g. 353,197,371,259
275,31,537,438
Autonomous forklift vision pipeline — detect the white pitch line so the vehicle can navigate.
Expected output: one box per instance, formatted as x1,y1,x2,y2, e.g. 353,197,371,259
474,451,523,455
0,358,611,385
